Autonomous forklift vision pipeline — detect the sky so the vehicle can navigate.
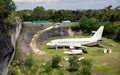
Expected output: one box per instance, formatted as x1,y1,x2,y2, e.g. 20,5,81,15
13,0,120,10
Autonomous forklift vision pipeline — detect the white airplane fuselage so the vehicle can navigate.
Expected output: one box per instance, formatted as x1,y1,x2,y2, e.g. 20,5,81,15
46,26,104,48
46,37,97,47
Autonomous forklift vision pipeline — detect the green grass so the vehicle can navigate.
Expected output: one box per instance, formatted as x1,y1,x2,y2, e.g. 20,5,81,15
10,35,120,75
93,64,120,75
39,36,120,75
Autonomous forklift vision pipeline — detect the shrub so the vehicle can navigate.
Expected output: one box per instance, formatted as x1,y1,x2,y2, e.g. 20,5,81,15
68,55,79,71
79,59,92,75
51,55,61,68
81,59,92,68
78,65,91,75
25,55,34,69
39,61,52,75
45,61,52,73
9,60,22,75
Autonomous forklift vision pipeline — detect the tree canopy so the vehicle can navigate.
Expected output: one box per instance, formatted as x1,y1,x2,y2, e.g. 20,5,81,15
0,0,16,19
16,5,120,41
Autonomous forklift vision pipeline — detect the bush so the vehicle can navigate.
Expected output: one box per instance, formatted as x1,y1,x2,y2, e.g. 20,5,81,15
68,55,79,71
79,59,92,75
45,61,52,73
58,68,64,75
51,55,61,68
25,55,34,69
81,59,92,68
9,60,22,75
78,65,91,75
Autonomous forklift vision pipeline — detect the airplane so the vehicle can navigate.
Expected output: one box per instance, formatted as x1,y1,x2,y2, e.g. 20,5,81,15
46,26,104,50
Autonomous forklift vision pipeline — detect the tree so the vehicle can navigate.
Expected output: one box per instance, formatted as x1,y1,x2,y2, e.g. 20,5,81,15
98,5,120,22
114,27,120,42
16,10,33,21
31,6,49,21
79,16,99,33
53,10,64,22
102,21,116,38
0,0,16,19
87,17,99,32
46,9,55,21
79,16,88,32
0,0,16,37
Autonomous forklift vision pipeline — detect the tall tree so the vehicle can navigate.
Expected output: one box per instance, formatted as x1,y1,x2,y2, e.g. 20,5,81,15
0,0,16,19
16,10,33,21
31,6,49,21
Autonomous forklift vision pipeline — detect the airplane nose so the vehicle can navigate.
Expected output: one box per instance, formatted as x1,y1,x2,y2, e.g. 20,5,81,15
46,42,50,46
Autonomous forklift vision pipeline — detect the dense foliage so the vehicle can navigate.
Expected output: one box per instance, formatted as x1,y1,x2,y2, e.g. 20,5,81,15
0,0,16,20
78,6,120,41
0,0,16,45
16,6,120,22
16,6,120,41
0,0,16,36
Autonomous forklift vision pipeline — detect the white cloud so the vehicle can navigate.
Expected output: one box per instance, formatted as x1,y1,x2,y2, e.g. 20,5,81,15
13,0,60,3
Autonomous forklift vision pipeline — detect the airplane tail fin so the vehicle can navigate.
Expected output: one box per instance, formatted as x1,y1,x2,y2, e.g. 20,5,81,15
91,26,104,40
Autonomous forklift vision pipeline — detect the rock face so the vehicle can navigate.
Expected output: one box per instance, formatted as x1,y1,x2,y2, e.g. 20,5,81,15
37,26,82,44
17,25,82,55
19,28,32,54
37,27,69,43
0,17,22,75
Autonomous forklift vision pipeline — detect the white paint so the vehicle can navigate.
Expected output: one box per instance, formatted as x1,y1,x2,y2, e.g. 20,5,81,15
46,26,104,49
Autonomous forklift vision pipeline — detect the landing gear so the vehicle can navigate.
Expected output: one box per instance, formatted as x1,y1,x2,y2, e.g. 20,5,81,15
55,45,58,50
